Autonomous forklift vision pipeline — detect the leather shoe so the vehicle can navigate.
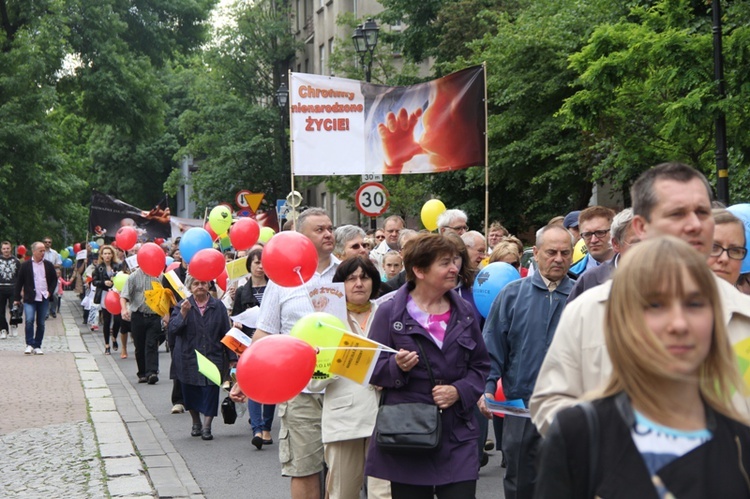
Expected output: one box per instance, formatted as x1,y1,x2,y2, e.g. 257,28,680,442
263,438,273,445
138,376,148,383
252,435,263,450
191,424,202,437
201,428,213,441
148,374,159,384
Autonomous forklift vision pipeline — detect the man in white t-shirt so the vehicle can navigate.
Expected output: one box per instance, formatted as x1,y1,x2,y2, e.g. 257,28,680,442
230,207,338,499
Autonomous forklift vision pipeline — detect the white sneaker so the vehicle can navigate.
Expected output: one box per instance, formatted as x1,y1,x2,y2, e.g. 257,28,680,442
33,348,43,355
24,345,33,355
10,326,17,337
171,404,185,414
0,330,7,339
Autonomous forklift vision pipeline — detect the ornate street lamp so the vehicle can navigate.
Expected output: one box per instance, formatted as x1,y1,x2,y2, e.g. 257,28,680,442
352,18,379,82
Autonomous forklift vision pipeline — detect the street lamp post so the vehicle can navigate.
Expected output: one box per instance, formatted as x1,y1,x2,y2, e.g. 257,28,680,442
353,19,380,229
352,18,379,84
276,83,290,218
712,0,729,205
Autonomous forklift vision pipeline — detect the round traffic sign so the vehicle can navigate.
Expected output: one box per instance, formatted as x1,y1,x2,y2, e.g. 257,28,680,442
355,182,390,217
235,190,251,210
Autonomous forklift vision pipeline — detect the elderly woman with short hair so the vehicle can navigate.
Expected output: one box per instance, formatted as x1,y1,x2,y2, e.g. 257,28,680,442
334,225,369,260
168,276,234,441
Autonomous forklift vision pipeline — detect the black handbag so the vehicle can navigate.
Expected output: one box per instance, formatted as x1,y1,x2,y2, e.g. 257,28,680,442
375,337,442,453
93,286,103,305
9,303,23,326
221,396,237,424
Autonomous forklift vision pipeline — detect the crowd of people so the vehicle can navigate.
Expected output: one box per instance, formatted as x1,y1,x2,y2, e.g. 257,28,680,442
4,161,750,498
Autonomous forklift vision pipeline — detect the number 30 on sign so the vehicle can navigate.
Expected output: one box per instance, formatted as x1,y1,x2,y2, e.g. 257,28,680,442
355,182,390,217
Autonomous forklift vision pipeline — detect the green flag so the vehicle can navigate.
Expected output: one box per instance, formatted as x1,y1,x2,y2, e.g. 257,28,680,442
195,350,222,386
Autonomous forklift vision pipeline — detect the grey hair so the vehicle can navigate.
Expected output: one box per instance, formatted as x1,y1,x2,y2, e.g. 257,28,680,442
31,241,44,252
535,224,575,247
611,208,634,243
334,225,366,256
461,230,485,248
398,228,418,247
296,207,329,233
437,209,468,229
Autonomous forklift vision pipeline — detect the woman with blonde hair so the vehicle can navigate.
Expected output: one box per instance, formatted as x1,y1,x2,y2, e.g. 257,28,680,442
535,236,750,498
92,244,122,355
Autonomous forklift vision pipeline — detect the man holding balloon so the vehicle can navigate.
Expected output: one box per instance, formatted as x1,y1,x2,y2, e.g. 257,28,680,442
230,207,338,499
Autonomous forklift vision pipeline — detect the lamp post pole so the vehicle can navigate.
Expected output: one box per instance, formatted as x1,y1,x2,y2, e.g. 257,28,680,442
353,18,380,229
712,0,729,205
276,82,290,220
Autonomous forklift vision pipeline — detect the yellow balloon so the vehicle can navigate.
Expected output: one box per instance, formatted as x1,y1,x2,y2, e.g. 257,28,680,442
573,238,587,264
259,227,276,244
421,199,446,231
290,312,347,379
208,205,233,236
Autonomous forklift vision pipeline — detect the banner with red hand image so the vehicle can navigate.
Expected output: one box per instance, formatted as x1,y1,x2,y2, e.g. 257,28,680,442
289,65,485,175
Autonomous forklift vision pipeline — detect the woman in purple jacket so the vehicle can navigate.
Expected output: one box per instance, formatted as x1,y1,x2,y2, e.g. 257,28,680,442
365,233,490,499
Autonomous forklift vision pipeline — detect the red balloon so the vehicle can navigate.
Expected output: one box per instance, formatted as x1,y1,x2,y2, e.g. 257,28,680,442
73,243,82,253
229,218,260,251
188,248,226,282
204,222,219,242
137,242,166,277
154,237,165,245
236,335,316,404
104,290,122,315
494,382,506,419
216,269,228,291
261,232,318,287
115,226,138,251
16,245,26,256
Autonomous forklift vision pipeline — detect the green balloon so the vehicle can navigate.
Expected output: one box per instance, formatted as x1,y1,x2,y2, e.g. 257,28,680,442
258,227,276,244
290,312,347,380
112,271,128,292
60,248,70,260
208,205,233,236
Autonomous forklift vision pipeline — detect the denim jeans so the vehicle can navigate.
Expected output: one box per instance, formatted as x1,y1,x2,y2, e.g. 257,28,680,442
248,399,275,436
24,299,49,348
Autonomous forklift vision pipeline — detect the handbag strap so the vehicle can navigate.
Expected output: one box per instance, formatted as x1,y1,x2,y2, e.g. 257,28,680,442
413,335,437,388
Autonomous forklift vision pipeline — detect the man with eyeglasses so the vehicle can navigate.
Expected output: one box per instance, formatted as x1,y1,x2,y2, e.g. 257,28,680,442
437,209,469,236
531,162,750,436
370,215,405,279
333,225,369,260
567,206,615,279
566,208,640,303
42,237,62,269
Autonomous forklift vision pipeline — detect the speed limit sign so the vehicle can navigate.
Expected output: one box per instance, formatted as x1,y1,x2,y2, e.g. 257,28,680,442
355,182,390,217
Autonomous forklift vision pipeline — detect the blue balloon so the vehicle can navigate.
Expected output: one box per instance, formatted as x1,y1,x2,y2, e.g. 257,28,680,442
728,204,750,274
472,262,521,318
89,241,99,250
180,228,213,264
165,256,174,266
62,258,73,268
66,246,74,256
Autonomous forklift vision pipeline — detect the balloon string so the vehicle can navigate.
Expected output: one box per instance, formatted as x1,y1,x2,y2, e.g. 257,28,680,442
315,322,399,353
295,268,304,287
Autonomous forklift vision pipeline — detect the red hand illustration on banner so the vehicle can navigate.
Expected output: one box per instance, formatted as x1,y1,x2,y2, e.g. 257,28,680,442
378,107,424,175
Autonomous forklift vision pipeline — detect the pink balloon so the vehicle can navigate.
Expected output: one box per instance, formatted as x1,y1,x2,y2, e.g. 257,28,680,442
115,226,138,251
261,232,318,287
229,218,260,251
188,248,226,282
204,222,219,242
165,262,181,272
137,242,166,277
104,290,122,315
236,336,316,404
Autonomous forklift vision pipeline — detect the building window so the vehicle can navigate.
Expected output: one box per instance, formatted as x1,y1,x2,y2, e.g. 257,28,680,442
328,38,334,75
319,44,325,74
321,192,327,211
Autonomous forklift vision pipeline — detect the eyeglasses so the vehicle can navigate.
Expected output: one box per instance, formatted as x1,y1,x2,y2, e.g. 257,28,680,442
375,235,385,240
710,243,747,261
349,243,366,250
580,229,610,241
43,240,52,244
447,225,468,232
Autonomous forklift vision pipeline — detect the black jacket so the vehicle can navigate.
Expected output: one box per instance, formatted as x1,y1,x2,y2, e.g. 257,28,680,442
92,263,122,291
230,282,262,337
14,259,57,304
535,392,750,499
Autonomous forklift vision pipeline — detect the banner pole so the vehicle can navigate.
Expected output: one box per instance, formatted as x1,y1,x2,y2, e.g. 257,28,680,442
483,61,490,240
288,69,298,230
